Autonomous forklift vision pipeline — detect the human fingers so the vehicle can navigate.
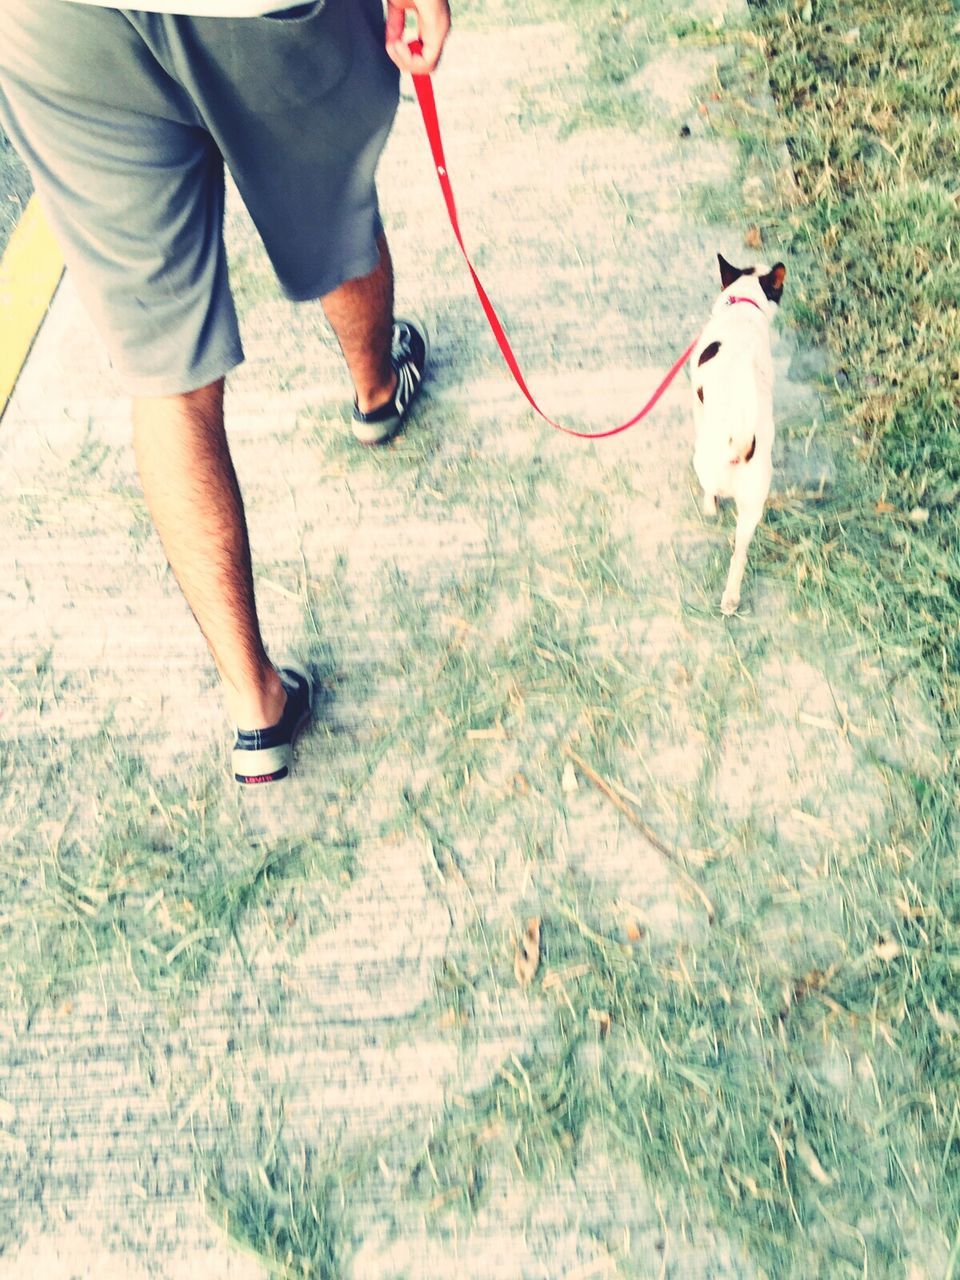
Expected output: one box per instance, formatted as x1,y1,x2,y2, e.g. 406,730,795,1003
384,0,407,49
386,0,451,74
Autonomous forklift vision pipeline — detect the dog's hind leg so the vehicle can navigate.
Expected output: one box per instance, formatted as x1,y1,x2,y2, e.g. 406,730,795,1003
721,501,763,615
702,490,718,518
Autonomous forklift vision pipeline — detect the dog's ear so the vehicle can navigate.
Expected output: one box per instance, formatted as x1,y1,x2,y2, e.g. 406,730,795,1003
718,253,744,291
759,262,786,304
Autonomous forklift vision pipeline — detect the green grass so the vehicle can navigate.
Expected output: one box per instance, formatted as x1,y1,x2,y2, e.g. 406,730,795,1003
5,2,959,1276
417,765,956,1276
203,1134,345,1279
743,1,960,701
372,2,960,1276
734,11,960,1261
0,725,353,1019
207,3,960,1268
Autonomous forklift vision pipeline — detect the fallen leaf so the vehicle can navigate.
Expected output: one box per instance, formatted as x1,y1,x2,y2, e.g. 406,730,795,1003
589,1008,612,1037
744,225,763,250
438,612,472,634
795,1134,833,1185
874,940,902,962
874,500,895,514
466,725,507,741
514,917,541,987
797,711,837,733
909,507,929,523
429,1188,461,1212
625,920,644,942
929,1002,960,1036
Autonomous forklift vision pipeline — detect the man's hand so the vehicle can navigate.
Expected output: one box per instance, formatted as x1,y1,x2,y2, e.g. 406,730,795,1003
385,0,451,75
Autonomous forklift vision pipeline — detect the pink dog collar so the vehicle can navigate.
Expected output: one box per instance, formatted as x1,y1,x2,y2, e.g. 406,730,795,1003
725,295,763,311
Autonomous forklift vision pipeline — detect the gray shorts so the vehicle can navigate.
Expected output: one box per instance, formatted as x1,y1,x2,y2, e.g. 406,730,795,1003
0,0,400,395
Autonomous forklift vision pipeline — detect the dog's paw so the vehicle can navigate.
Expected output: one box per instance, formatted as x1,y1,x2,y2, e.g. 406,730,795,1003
702,493,718,519
720,591,740,616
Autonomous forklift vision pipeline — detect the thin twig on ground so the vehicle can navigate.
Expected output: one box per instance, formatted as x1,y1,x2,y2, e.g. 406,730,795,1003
563,745,715,923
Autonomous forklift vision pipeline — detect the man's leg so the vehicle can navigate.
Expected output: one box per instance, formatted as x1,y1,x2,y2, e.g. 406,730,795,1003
132,378,286,731
0,3,408,747
133,225,411,733
321,232,397,414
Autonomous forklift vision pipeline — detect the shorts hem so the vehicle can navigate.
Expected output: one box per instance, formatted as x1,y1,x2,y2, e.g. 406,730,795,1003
279,246,382,305
117,343,245,398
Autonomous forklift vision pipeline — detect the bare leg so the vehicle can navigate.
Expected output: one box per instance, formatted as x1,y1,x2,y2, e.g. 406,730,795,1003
132,377,286,729
321,233,396,413
131,238,398,728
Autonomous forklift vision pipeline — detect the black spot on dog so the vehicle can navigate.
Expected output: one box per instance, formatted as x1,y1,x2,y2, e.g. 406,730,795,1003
697,340,721,367
696,386,704,403
744,435,756,463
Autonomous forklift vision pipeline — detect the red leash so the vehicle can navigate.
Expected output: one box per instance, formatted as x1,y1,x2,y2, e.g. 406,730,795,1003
409,50,699,440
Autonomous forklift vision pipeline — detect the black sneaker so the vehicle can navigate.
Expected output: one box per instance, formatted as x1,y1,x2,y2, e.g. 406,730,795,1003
351,317,429,446
232,661,313,785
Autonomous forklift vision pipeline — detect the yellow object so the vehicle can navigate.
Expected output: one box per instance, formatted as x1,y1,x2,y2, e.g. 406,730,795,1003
0,196,64,421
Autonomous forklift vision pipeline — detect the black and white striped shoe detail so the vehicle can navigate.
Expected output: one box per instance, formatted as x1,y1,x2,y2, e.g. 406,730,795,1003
352,318,429,446
232,661,313,785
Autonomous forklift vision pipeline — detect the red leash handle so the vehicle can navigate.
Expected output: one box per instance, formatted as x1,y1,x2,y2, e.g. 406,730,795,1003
408,44,699,439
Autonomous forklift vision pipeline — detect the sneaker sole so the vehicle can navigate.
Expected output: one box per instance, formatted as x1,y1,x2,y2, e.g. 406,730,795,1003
233,660,313,785
352,315,430,447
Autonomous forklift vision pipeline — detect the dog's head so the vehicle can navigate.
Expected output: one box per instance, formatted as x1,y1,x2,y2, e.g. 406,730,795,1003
717,254,786,310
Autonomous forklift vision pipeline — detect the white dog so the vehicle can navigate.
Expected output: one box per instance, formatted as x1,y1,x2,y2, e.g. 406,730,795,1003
691,253,786,615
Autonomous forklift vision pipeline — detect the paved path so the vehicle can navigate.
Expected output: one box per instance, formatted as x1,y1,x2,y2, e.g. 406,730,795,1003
0,3,940,1277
